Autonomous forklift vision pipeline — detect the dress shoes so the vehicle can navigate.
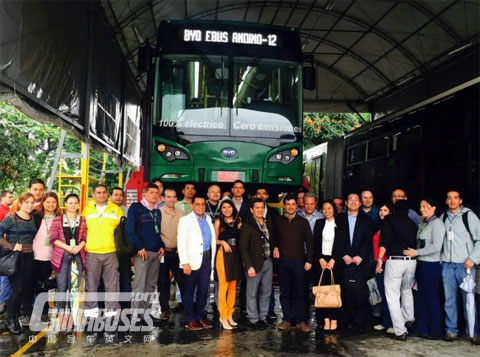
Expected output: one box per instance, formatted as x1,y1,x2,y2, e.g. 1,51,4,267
185,321,202,331
197,320,213,329
277,320,291,330
395,333,407,341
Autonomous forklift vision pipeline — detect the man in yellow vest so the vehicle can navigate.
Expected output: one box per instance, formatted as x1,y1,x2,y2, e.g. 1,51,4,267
82,184,124,327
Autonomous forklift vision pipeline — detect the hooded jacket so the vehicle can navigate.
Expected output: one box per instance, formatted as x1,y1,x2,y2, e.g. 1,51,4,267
440,206,480,264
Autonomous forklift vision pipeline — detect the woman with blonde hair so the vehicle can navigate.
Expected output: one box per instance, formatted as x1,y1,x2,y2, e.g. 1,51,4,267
0,192,37,334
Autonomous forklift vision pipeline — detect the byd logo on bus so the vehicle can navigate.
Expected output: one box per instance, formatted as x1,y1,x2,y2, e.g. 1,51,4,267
222,148,237,158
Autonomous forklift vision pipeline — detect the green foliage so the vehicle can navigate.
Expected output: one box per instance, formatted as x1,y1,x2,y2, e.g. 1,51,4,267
303,112,371,149
0,103,61,193
0,102,126,196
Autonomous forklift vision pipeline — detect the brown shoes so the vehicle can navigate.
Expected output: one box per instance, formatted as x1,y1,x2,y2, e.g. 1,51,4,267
160,312,169,321
277,320,291,330
197,320,213,329
185,321,202,331
296,322,311,333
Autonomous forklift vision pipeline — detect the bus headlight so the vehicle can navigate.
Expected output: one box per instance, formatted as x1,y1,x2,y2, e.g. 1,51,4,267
156,142,189,162
268,148,299,165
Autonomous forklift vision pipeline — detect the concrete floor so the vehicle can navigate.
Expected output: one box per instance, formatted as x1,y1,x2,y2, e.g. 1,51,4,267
0,286,478,356
1,311,478,356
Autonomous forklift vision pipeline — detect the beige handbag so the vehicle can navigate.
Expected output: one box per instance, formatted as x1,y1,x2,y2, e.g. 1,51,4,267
312,269,342,308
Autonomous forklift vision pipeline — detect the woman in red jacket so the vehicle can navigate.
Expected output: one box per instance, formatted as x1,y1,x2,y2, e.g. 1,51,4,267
49,193,86,329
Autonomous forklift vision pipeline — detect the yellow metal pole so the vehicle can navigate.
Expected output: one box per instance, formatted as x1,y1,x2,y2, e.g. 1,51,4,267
57,157,63,203
80,143,90,212
118,170,123,188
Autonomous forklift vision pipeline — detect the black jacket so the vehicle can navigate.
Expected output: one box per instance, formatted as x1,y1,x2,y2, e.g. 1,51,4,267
33,212,44,232
336,211,374,270
313,219,342,262
239,218,276,273
236,198,251,222
379,208,418,257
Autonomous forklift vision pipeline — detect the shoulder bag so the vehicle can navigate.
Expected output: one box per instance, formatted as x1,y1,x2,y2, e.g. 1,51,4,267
313,268,342,308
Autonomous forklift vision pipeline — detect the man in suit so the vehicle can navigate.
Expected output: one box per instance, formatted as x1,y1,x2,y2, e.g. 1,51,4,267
337,193,374,332
255,187,279,320
177,195,216,330
231,180,250,221
231,179,250,317
240,198,276,330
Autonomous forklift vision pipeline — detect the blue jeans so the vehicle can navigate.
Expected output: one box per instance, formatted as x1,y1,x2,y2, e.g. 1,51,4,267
0,276,11,304
442,262,478,336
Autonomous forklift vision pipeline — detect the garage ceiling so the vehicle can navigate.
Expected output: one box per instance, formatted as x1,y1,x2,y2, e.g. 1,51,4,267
101,0,480,113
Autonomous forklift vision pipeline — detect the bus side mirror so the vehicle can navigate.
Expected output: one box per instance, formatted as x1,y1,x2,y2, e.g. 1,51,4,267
138,43,153,73
303,66,316,90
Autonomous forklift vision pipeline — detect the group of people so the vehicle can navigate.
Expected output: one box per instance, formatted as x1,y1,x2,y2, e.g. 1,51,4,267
0,179,88,334
307,188,480,344
0,179,479,347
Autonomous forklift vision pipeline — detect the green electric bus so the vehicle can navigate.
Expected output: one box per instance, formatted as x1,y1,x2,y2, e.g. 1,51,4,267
143,20,311,192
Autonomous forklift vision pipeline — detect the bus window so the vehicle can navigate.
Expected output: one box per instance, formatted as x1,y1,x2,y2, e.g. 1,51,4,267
348,143,366,165
232,58,301,144
157,55,229,139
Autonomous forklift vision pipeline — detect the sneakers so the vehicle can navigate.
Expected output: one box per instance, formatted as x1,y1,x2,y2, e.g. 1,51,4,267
373,324,385,331
296,322,311,333
6,317,22,334
386,327,395,334
277,320,291,330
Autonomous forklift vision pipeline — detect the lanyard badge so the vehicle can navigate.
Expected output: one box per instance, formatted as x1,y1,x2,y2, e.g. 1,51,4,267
150,210,160,234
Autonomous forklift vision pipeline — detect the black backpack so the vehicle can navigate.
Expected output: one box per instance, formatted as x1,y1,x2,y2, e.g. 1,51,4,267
442,211,472,239
114,206,141,258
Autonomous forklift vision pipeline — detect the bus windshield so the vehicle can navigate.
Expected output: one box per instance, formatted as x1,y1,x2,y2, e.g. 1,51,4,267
155,55,301,147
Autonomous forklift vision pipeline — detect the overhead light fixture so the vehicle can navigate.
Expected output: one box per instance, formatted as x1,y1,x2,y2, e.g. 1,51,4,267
325,0,337,11
132,25,144,44
448,42,472,56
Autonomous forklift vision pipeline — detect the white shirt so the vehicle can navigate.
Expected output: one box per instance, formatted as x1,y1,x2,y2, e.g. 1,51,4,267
96,204,107,216
322,219,336,256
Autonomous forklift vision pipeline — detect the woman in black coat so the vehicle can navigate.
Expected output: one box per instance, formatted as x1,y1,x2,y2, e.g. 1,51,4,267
313,200,343,332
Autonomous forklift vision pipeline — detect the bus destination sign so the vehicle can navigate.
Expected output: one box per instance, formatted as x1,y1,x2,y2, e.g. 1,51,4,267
183,29,278,47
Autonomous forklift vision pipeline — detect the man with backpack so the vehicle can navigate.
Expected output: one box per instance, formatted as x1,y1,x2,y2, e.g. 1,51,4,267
110,187,132,308
126,184,165,322
441,190,480,343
